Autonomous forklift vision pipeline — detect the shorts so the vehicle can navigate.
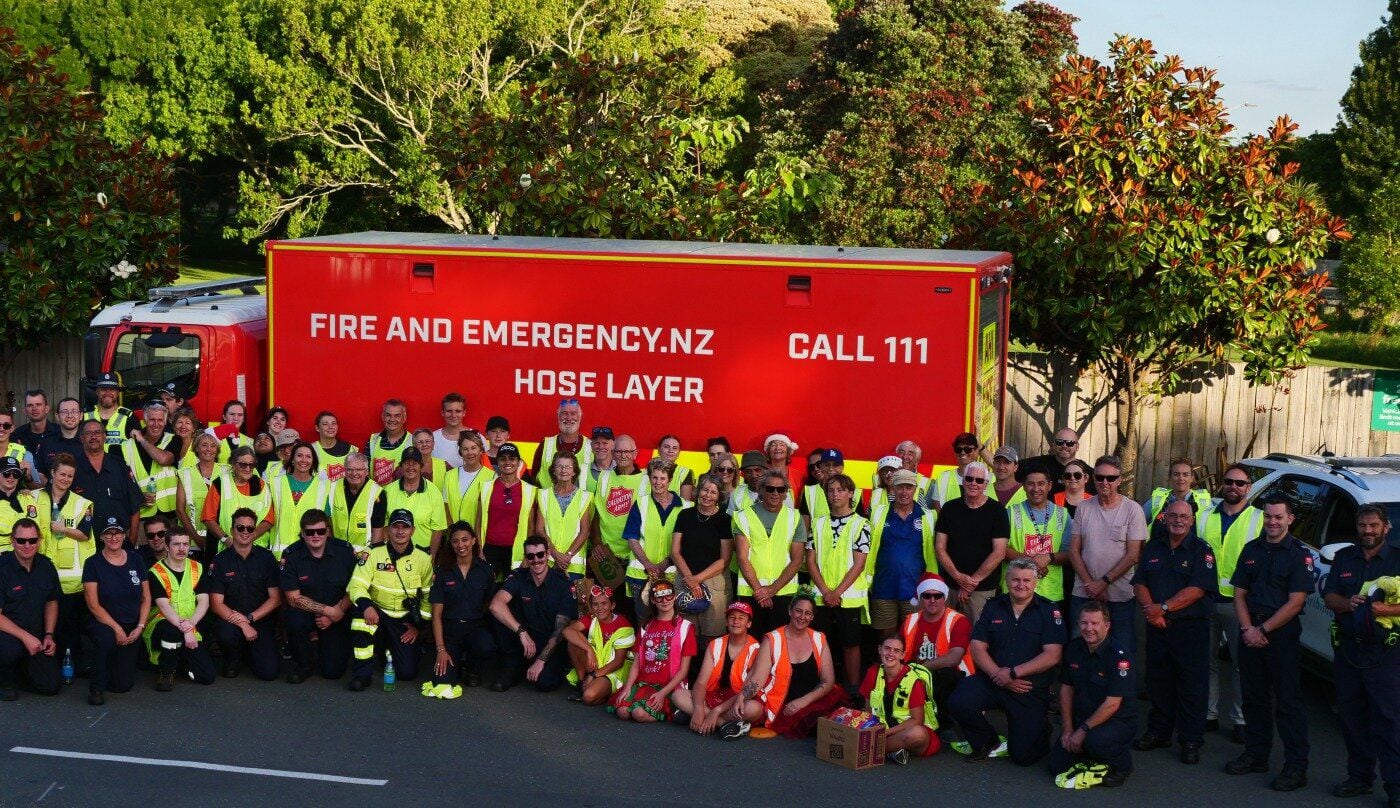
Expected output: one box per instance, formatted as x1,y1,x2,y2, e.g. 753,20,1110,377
869,598,917,631
614,682,672,720
916,727,942,757
817,605,863,648
706,687,738,710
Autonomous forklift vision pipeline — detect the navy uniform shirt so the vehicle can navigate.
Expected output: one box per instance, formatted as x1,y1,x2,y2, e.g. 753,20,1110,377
15,421,60,458
428,561,496,622
1130,533,1219,620
1229,535,1313,620
1323,542,1400,649
71,451,142,533
279,539,357,607
501,567,578,637
208,545,281,616
971,593,1066,688
0,553,60,634
1061,635,1138,725
81,551,148,626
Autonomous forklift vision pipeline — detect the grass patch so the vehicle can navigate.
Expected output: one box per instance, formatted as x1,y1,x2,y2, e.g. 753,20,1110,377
1310,330,1400,370
176,256,263,285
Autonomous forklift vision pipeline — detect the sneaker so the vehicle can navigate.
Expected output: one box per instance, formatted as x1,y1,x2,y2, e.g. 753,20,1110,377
719,720,750,740
949,740,973,756
1058,763,1110,789
1271,766,1307,792
1331,778,1373,798
887,748,910,766
988,736,1009,758
1224,753,1269,775
672,710,691,726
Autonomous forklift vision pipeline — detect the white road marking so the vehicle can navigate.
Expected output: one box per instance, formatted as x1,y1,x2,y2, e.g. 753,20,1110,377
36,782,58,801
10,747,387,786
87,711,107,729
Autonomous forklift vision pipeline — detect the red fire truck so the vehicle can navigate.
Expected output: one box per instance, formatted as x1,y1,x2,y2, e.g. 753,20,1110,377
86,233,1012,475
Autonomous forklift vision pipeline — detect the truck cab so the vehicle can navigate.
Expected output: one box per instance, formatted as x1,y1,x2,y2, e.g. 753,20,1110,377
84,277,267,422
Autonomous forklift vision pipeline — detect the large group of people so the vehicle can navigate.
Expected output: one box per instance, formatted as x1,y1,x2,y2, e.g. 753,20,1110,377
0,384,1397,803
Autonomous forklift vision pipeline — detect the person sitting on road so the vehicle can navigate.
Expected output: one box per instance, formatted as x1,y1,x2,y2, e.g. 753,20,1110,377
613,576,697,723
563,583,634,706
423,522,496,699
862,634,942,765
671,601,764,740
740,591,846,739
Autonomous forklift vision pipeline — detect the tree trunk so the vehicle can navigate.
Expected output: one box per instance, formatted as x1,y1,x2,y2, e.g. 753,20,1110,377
1110,357,1145,500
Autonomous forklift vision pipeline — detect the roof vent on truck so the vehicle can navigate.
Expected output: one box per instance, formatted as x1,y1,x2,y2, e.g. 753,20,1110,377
146,276,263,313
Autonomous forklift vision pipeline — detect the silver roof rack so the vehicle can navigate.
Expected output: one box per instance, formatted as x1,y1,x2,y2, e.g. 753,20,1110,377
146,276,263,312
1327,456,1400,470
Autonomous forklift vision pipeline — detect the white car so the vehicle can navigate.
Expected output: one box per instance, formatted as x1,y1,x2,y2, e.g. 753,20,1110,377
1238,454,1400,662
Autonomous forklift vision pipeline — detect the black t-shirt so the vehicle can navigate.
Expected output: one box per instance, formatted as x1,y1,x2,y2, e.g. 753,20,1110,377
674,508,732,576
428,561,496,622
82,551,148,626
279,539,357,606
0,553,61,633
207,546,281,615
148,563,210,601
937,498,1011,591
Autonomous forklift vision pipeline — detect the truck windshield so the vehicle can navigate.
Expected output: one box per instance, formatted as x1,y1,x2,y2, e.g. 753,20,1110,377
110,330,201,404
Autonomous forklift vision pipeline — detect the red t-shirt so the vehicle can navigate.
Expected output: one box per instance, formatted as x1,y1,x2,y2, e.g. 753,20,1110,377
903,611,971,665
637,617,697,685
484,479,524,547
859,664,929,727
582,613,632,644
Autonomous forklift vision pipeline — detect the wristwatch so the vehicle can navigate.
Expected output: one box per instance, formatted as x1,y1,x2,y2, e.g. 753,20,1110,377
1100,575,1111,584
1159,602,1170,614
516,625,527,635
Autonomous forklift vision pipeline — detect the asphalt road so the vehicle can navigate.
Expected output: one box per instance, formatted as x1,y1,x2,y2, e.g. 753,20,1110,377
0,666,1373,807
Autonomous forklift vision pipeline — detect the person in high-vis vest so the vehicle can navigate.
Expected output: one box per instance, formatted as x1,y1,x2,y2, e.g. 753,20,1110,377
212,400,253,464
989,446,1027,507
0,410,38,487
366,398,411,486
200,446,275,549
267,441,332,558
1003,468,1071,603
1143,458,1213,525
623,459,692,610
655,435,694,500
346,508,434,691
563,583,635,706
443,431,495,529
532,399,592,490
894,440,932,501
863,635,942,764
330,452,380,553
801,449,860,529
867,455,902,522
0,456,33,552
413,429,448,488
868,469,939,639
84,372,131,447
534,452,592,580
925,432,988,511
585,426,617,492
740,592,845,738
476,443,538,577
169,407,202,471
733,470,806,635
806,473,870,691
373,447,447,555
900,574,975,722
729,451,769,514
592,435,646,570
423,522,496,698
143,528,217,690
311,410,357,483
119,403,178,540
33,453,94,670
175,432,226,562
1198,463,1263,743
671,601,764,739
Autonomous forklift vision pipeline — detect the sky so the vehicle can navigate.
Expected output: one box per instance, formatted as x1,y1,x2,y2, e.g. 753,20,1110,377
1049,0,1390,136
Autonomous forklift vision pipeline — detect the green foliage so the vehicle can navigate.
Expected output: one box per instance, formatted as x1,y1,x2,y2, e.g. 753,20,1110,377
756,0,1078,248
668,0,834,101
0,28,179,378
1337,175,1400,329
1336,0,1400,216
1279,132,1347,220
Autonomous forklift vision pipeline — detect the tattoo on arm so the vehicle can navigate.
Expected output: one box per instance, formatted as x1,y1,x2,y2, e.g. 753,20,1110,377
540,614,570,660
293,594,325,615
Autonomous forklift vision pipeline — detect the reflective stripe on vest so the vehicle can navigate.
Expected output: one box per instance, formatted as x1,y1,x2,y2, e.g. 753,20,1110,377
705,633,760,694
478,481,539,567
216,475,273,545
811,514,870,604
760,627,827,721
37,490,94,594
331,479,381,552
901,610,975,675
537,436,594,491
270,474,332,556
1005,501,1069,600
1198,505,1263,597
179,464,227,539
734,506,801,596
121,434,178,515
144,559,203,663
346,544,433,619
870,662,940,730
626,495,693,576
86,407,131,446
444,465,496,527
542,487,593,575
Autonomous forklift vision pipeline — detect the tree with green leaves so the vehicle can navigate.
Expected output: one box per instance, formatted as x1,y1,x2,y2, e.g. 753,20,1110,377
948,37,1347,493
1337,175,1400,331
1336,0,1399,216
0,27,179,401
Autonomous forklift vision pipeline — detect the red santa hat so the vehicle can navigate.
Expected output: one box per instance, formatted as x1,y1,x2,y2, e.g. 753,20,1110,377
910,573,950,606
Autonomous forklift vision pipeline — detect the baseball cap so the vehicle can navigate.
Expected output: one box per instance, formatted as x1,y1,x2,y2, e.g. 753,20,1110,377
891,469,920,488
485,416,510,432
740,451,768,470
496,442,521,459
877,455,902,472
0,457,21,477
94,372,122,390
726,601,754,618
275,428,301,447
388,508,415,526
160,381,182,397
819,448,844,465
399,446,424,464
591,426,615,440
99,515,125,534
993,446,1019,464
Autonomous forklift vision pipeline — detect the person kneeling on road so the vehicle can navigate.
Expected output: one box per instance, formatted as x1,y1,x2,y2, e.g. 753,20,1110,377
671,601,764,740
488,535,577,692
1049,601,1135,789
346,508,433,691
863,635,942,765
208,508,282,681
279,509,356,684
563,583,634,706
0,519,61,700
143,528,217,690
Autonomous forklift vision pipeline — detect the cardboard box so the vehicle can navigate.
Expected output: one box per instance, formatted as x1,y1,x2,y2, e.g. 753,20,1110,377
816,717,886,770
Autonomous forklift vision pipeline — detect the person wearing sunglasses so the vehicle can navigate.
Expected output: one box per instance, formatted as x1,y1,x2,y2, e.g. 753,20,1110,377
862,633,942,765
488,535,577,692
531,399,592,490
1068,455,1147,652
612,577,697,723
135,515,171,568
1019,429,1085,497
142,527,217,692
733,470,806,634
1197,462,1262,744
925,432,991,512
280,509,357,684
346,508,433,691
201,446,275,551
423,522,497,698
704,437,731,476
1054,459,1094,517
898,574,973,726
707,452,740,510
82,516,151,705
0,518,62,700
208,508,283,681
936,461,1011,625
0,408,39,488
563,583,634,706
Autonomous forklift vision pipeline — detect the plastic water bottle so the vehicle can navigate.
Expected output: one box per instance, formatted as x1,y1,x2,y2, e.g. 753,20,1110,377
382,657,396,692
61,649,74,684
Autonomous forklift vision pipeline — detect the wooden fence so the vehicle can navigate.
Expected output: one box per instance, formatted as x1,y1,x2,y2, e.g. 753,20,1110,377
6,338,1396,493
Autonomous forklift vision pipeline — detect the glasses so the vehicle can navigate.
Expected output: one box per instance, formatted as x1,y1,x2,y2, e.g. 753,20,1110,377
524,551,548,560
559,398,579,406
233,524,256,533
1063,471,1085,480
0,423,13,431
1222,478,1250,487
234,462,255,469
763,485,787,493
954,444,977,453
303,527,328,536
962,476,987,485
652,591,676,601
0,471,20,480
145,530,167,539
11,536,38,546
1054,439,1078,446
1094,474,1120,483
615,449,637,455
718,467,736,474
346,467,368,474
589,584,613,599
920,592,946,601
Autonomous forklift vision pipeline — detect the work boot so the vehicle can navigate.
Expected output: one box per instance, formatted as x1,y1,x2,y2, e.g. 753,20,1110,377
464,672,482,688
347,676,370,692
88,690,105,706
1271,766,1307,792
1331,778,1372,798
1133,732,1172,751
1223,753,1268,775
1180,744,1201,765
1100,768,1130,787
154,670,174,692
221,660,239,679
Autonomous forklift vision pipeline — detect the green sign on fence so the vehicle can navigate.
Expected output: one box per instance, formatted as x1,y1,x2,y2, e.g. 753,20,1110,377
1373,371,1400,432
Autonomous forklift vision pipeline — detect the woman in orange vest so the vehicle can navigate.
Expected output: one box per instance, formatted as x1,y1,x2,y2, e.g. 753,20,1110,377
740,591,846,738
672,601,765,739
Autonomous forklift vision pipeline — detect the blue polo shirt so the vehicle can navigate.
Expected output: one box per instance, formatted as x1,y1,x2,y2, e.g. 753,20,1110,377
871,504,928,601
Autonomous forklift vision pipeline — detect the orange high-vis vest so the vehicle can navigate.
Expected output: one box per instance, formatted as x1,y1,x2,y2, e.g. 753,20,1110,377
900,609,975,675
758,627,828,722
705,634,760,694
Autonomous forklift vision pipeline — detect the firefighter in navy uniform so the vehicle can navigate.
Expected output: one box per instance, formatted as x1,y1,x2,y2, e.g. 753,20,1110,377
1223,494,1313,792
279,508,357,683
1130,499,1218,764
346,508,433,691
1322,504,1400,806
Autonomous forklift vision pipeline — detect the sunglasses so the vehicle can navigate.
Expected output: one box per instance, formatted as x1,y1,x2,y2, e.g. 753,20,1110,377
233,524,256,533
0,423,13,431
962,476,987,485
0,471,21,479
559,398,579,407
589,584,613,599
1094,474,1120,483
1222,478,1250,487
920,592,946,601
953,444,977,453
524,551,548,561
234,462,256,469
717,467,736,473
763,485,788,493
1054,439,1078,446
1063,471,1086,480
303,527,328,536
652,590,676,601
11,536,38,546
146,530,167,539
